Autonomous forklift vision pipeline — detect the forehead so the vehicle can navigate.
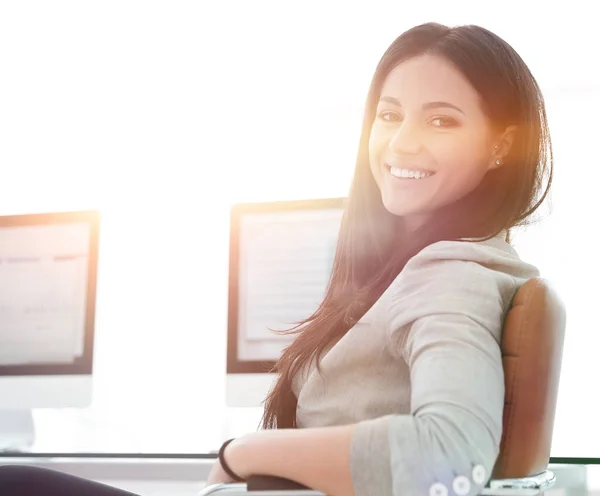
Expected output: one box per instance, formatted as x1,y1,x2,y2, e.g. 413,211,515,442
380,54,482,111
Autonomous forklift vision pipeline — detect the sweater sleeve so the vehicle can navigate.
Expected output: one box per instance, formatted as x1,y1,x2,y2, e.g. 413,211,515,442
349,251,516,496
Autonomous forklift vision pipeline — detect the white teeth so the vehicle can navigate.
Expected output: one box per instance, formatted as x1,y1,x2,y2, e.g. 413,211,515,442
389,167,433,179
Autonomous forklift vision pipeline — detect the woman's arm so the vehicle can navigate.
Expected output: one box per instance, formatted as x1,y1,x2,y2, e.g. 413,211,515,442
225,424,357,496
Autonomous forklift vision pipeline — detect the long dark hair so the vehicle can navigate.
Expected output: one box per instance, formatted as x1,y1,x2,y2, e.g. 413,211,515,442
260,22,553,429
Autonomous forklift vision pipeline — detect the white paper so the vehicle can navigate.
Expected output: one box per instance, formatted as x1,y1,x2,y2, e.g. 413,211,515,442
237,208,342,360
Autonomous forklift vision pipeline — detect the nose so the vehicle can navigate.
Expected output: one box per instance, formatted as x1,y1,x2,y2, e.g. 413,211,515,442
388,119,422,155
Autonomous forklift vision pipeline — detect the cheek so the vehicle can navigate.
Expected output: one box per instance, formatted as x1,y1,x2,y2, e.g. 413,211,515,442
368,133,382,176
368,130,379,156
435,132,490,174
437,148,491,195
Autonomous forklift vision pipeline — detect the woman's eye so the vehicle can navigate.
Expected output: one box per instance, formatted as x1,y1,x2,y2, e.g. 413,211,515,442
430,116,458,128
378,110,402,122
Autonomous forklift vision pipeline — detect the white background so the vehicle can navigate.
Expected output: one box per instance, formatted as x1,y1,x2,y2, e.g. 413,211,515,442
0,0,598,456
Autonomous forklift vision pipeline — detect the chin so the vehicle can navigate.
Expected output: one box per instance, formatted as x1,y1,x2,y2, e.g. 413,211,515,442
380,194,417,217
380,194,434,231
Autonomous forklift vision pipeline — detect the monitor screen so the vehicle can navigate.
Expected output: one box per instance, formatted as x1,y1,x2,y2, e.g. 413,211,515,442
0,211,100,377
227,198,344,373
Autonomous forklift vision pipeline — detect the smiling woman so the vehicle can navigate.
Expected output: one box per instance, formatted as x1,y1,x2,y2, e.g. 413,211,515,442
236,21,552,496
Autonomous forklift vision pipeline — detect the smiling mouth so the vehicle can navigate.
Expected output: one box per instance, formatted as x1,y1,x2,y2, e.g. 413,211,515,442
385,164,436,180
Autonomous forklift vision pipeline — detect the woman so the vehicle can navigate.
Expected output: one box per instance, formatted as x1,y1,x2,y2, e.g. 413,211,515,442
0,21,552,496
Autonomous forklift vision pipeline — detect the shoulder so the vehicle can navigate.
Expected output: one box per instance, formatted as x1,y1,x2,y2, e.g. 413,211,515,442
382,232,540,329
400,231,538,291
406,232,538,280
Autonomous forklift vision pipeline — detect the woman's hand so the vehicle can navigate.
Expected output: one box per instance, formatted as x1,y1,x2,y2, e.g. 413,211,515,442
205,426,355,496
206,437,249,486
206,457,239,486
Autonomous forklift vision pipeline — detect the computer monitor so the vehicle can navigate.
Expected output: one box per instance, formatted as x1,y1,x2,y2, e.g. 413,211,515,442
226,197,345,413
0,210,100,450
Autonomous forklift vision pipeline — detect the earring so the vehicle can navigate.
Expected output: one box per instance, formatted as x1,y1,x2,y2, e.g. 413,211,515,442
495,159,501,165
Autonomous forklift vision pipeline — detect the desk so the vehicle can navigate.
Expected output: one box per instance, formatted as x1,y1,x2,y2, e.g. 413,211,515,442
544,464,600,495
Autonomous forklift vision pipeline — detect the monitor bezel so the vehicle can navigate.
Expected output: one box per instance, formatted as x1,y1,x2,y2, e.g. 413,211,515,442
226,197,346,374
0,210,100,377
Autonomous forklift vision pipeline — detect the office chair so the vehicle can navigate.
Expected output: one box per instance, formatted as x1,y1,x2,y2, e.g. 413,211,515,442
201,277,566,495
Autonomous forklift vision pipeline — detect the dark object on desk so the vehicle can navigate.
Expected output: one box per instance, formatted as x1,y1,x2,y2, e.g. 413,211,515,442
247,476,309,491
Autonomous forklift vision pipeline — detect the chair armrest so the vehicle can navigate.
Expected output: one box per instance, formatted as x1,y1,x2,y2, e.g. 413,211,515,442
247,475,311,491
199,480,324,496
480,470,556,495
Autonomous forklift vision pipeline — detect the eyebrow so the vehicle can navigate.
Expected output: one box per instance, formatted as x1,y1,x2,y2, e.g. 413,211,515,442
379,96,465,115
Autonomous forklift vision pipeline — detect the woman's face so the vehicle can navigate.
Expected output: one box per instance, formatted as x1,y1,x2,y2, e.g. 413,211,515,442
368,54,512,230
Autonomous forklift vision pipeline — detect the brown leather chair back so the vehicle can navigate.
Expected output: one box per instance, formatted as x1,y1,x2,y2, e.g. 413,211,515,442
492,277,567,479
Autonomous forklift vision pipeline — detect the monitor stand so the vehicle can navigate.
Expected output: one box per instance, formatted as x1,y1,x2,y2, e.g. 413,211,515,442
0,410,35,451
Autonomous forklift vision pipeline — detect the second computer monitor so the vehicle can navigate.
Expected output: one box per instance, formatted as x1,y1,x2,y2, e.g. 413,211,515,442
226,197,345,407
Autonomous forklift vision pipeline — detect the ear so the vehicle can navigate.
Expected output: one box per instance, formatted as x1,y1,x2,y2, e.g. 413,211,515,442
488,125,518,170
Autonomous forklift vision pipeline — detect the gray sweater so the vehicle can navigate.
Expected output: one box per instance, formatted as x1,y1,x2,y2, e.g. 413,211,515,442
292,233,539,496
